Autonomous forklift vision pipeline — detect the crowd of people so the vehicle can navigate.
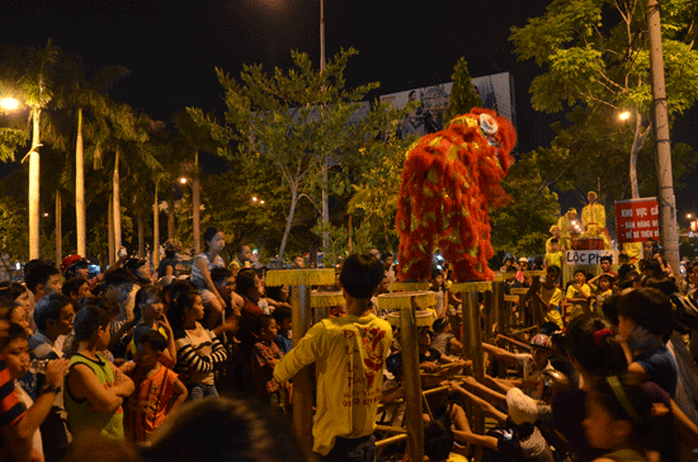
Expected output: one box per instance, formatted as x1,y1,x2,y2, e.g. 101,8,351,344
2,223,698,462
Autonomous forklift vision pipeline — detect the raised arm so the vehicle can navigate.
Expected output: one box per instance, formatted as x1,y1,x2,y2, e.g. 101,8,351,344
274,323,324,383
14,359,70,442
449,380,508,424
482,341,520,364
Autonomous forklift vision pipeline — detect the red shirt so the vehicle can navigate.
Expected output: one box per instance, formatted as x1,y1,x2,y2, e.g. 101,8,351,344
125,364,179,442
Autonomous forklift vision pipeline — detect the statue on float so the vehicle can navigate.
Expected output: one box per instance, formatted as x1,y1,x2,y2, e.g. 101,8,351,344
395,108,517,282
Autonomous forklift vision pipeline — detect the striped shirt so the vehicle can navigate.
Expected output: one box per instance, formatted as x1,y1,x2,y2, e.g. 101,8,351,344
190,253,224,290
0,360,25,429
175,323,227,386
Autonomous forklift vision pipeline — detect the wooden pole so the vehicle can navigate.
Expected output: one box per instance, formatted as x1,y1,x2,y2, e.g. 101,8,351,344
400,297,424,462
291,284,314,454
461,286,485,461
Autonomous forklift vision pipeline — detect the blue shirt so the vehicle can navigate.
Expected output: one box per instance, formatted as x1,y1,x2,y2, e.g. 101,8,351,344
634,345,678,397
274,333,293,355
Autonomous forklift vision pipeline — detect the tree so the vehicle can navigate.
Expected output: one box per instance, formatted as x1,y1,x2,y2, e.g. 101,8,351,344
489,152,561,257
189,48,404,266
0,40,61,259
445,57,483,122
172,110,220,255
52,54,130,257
91,101,155,262
347,131,415,254
510,0,698,199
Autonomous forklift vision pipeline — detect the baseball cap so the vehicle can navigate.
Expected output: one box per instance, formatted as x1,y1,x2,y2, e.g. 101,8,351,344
530,333,553,350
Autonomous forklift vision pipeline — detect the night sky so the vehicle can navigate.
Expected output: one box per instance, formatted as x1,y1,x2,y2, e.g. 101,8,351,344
1,0,696,214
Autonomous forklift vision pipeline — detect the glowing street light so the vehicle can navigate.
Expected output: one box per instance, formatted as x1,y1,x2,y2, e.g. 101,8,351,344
618,111,631,121
1,97,19,111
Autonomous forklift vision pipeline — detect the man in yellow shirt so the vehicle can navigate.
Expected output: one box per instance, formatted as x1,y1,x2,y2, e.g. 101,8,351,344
581,191,611,249
526,266,564,331
557,208,578,250
274,253,393,460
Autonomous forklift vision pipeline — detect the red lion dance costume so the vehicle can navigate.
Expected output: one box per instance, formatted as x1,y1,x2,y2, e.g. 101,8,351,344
396,108,517,282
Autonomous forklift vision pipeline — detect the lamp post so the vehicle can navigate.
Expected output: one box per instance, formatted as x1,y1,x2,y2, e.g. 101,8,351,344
1,96,41,260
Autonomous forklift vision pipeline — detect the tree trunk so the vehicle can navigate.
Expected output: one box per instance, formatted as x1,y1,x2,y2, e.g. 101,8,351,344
629,109,641,199
112,148,122,252
322,166,329,249
167,186,175,241
192,152,201,255
277,187,299,268
137,213,145,258
29,109,41,260
153,185,160,270
75,108,86,257
55,192,62,266
192,175,201,256
108,199,115,267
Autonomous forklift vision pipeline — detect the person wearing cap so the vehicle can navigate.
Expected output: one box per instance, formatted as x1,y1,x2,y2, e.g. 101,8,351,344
60,255,89,281
447,383,554,462
557,208,578,251
482,333,557,399
61,249,127,292
545,225,564,254
582,190,611,249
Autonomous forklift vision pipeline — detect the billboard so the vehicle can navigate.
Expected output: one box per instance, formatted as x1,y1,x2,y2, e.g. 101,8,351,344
614,197,660,244
379,72,515,137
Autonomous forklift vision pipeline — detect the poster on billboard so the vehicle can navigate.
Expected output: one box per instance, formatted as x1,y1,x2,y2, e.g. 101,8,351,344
379,72,515,138
614,197,660,244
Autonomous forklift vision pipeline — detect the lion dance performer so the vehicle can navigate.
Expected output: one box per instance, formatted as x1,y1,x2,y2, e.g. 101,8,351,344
396,108,517,282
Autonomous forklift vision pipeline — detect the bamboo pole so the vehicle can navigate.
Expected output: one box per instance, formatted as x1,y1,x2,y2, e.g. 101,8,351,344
291,284,313,453
266,269,335,455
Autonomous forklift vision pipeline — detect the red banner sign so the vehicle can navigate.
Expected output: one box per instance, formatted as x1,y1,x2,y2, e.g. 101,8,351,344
615,198,659,244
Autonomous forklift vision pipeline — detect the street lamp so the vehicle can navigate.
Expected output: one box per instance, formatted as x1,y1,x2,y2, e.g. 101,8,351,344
0,97,18,111
618,111,631,121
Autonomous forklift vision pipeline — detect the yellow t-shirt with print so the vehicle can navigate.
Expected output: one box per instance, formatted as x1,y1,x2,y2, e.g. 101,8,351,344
539,285,563,329
565,283,592,320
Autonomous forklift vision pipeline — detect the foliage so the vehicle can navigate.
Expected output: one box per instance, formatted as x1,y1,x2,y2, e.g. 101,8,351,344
0,195,28,262
526,105,698,201
510,0,698,199
445,57,483,122
490,153,561,258
347,130,415,253
189,48,408,266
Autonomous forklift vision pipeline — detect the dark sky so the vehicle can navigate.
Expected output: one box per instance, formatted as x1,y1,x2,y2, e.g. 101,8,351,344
0,1,552,147
1,0,695,214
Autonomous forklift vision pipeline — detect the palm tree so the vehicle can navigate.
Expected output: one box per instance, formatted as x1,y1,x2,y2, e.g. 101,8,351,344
0,40,61,259
173,110,219,255
53,54,130,257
